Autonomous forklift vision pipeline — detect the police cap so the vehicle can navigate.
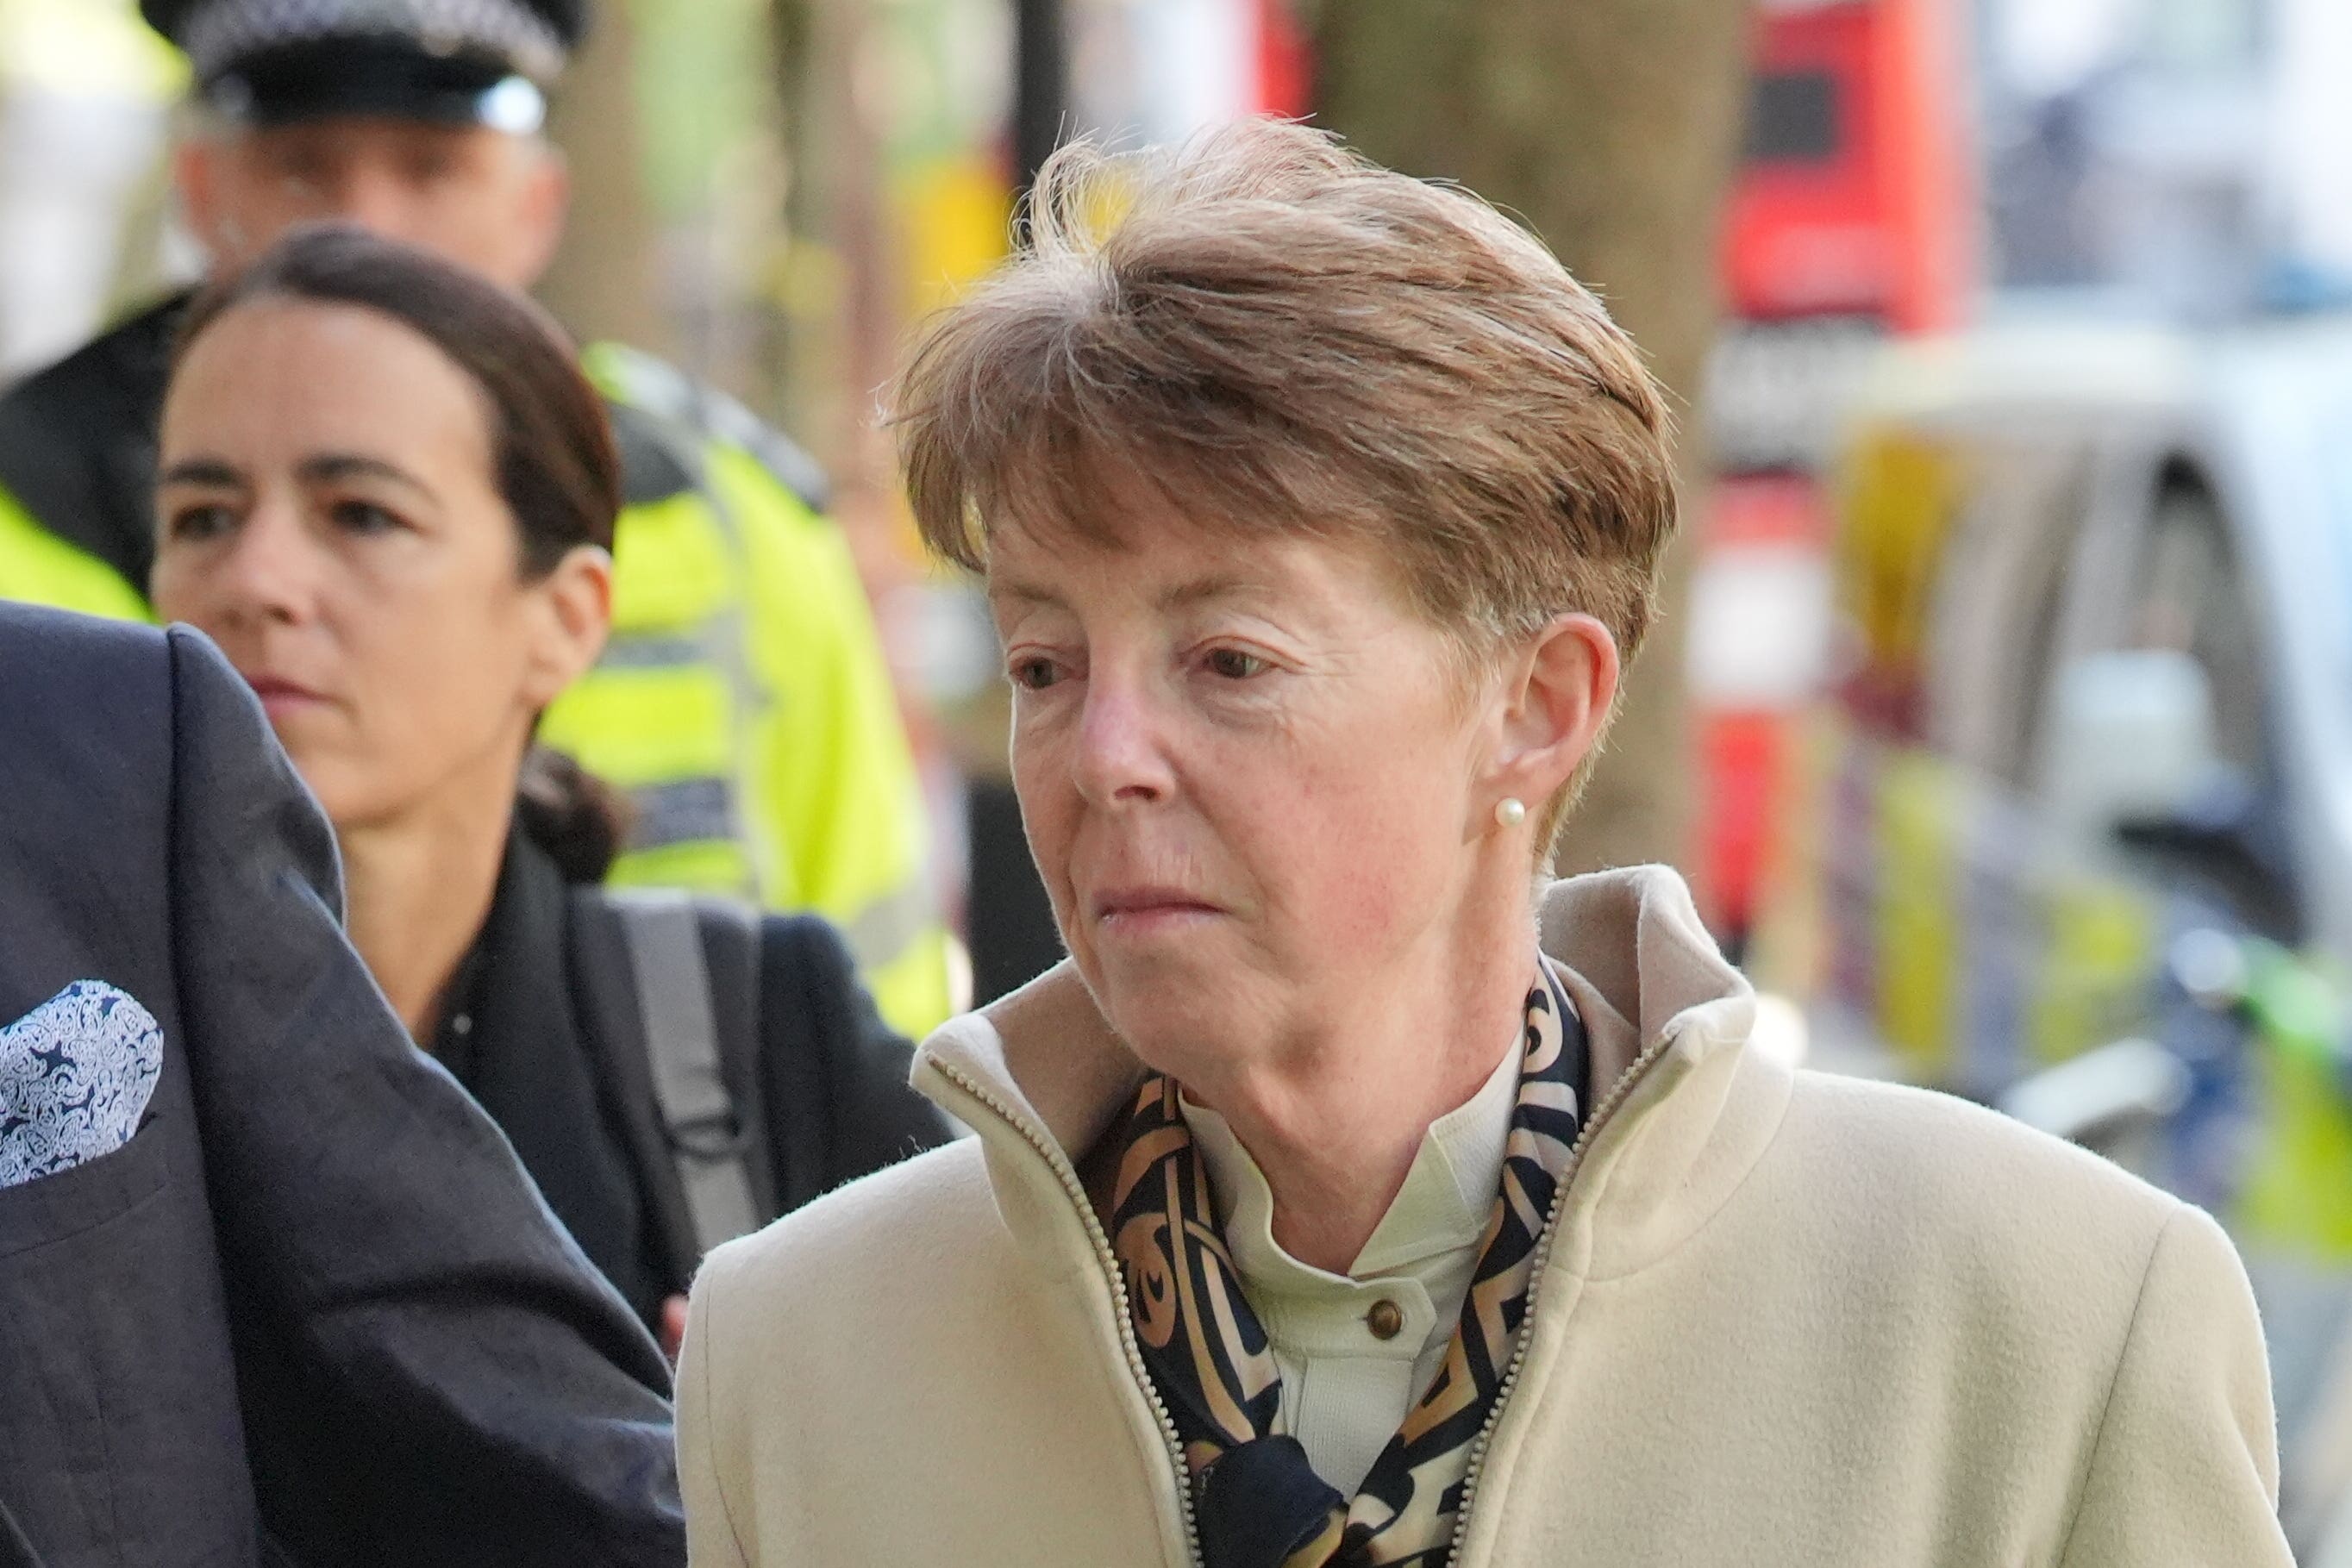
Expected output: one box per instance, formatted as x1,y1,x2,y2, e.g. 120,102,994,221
145,0,591,131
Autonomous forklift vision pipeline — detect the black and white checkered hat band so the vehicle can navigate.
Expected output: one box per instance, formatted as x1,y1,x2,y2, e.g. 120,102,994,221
184,0,567,84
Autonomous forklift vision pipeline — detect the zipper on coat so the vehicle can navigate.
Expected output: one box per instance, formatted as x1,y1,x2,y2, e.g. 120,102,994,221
1442,1029,1680,1565
929,1061,1206,1568
935,1021,1686,1568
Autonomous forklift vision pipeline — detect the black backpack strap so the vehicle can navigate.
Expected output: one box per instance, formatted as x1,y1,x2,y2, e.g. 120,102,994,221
572,889,937,1270
564,889,703,1294
687,897,784,1221
604,890,779,1256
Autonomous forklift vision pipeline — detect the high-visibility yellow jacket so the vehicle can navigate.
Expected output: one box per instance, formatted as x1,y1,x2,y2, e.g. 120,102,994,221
0,299,952,1035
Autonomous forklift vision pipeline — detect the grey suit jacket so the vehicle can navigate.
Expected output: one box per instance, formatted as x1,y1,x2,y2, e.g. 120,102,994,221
0,605,683,1567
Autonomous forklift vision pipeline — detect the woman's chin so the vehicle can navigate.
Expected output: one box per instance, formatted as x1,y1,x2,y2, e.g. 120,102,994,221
1090,954,1254,1068
1088,912,1225,979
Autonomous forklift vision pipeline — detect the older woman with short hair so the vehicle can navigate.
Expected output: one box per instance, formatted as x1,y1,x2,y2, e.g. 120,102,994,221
678,121,2288,1567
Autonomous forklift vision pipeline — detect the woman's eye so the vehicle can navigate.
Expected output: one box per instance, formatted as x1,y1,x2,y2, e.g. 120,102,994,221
1204,647,1269,680
331,499,403,536
1009,656,1063,691
165,503,236,541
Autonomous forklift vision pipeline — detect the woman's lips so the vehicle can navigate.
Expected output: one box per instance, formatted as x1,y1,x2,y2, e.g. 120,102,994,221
241,673,330,719
1092,888,1224,938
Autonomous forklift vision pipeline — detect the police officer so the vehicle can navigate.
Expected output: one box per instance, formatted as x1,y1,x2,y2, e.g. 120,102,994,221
0,0,953,1035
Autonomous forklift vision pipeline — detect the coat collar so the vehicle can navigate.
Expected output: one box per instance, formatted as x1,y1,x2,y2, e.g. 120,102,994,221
914,865,1790,1284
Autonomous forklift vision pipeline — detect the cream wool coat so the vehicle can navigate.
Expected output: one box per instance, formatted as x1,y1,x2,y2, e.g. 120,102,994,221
679,867,2291,1565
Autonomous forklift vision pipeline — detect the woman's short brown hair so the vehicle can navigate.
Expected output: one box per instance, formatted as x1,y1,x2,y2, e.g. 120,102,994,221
890,119,1678,845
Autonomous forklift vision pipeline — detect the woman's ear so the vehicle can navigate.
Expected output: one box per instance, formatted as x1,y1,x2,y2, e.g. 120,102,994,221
520,544,613,708
1487,613,1620,810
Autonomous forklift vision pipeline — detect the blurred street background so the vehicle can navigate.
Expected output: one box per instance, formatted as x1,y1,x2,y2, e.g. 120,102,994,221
16,0,2352,1550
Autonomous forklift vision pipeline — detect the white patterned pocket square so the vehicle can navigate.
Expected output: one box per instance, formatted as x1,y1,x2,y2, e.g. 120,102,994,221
0,982,163,1189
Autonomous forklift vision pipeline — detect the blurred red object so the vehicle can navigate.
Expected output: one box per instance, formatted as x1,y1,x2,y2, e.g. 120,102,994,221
1698,0,1975,947
1723,0,1974,331
1692,476,1834,941
1254,0,1311,116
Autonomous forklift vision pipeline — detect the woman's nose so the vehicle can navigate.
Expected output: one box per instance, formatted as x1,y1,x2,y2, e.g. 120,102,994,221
1070,679,1177,809
210,505,320,627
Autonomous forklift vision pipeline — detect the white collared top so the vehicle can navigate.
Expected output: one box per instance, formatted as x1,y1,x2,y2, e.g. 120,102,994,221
1178,1033,1523,1495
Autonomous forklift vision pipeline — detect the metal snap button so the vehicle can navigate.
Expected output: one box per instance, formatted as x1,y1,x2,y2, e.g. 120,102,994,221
1366,1299,1404,1340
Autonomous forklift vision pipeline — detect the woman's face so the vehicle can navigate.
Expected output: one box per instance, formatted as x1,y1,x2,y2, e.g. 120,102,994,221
151,298,607,832
991,502,1510,1071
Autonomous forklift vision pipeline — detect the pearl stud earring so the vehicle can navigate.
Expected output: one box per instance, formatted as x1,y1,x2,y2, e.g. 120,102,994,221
1494,796,1527,828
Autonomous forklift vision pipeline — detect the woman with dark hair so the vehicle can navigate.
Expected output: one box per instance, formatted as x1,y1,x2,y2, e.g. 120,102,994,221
150,224,949,1350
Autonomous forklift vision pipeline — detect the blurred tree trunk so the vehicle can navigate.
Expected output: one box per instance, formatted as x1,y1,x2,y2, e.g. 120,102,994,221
537,0,672,358
1317,0,1753,878
766,0,819,440
766,0,889,510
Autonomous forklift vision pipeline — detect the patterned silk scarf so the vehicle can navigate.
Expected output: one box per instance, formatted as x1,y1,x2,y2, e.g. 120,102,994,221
1109,961,1589,1568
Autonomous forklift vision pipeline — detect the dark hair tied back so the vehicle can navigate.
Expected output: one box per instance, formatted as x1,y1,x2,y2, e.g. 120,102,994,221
516,747,635,884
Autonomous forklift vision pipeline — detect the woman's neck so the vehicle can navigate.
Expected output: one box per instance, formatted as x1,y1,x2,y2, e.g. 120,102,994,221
339,789,516,1042
1181,896,1536,1276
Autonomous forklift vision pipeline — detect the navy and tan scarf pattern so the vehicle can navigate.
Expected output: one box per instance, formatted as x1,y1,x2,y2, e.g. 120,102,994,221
1109,961,1589,1568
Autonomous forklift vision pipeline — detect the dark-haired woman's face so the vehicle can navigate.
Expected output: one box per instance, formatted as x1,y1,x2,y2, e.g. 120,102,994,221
151,298,610,834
